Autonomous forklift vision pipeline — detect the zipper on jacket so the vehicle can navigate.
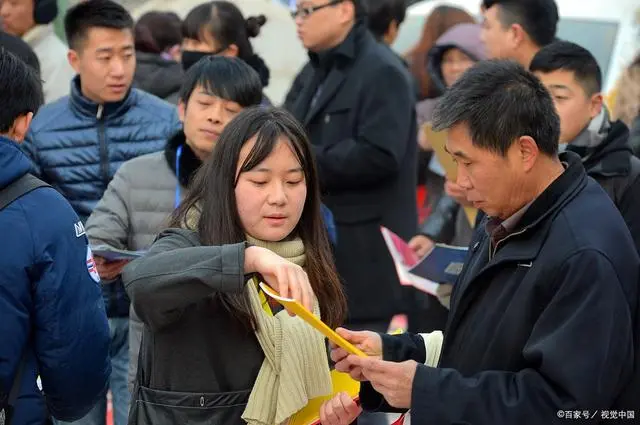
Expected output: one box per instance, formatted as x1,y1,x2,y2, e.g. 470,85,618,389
489,227,529,261
440,225,532,364
96,105,109,186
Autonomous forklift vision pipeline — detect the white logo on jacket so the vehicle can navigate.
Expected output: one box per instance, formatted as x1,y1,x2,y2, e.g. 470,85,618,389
75,221,86,237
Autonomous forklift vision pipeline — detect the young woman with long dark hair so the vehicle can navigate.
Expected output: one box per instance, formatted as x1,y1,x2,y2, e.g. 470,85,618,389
123,107,353,424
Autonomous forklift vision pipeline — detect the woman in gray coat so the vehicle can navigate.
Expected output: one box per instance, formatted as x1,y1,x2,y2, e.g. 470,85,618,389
84,56,265,393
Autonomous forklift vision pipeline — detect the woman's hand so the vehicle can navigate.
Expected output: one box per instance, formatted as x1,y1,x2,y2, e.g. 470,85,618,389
244,246,315,313
408,235,434,257
319,392,362,425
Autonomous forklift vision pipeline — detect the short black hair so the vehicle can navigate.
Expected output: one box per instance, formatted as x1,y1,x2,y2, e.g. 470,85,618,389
529,40,602,96
0,48,43,134
433,59,560,157
0,31,40,73
482,0,558,48
364,0,407,40
64,0,134,50
179,56,263,107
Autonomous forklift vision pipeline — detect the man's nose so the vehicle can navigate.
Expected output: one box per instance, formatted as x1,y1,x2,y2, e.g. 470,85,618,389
207,104,223,124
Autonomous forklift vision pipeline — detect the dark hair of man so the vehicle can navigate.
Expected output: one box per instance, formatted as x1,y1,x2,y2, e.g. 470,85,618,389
364,0,406,40
170,107,347,331
134,11,182,54
0,31,40,73
433,59,560,157
178,56,263,107
64,0,134,51
0,48,44,133
482,0,558,48
530,40,602,96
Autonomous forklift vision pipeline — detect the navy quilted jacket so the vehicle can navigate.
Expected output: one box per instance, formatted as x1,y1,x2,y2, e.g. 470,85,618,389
23,76,181,222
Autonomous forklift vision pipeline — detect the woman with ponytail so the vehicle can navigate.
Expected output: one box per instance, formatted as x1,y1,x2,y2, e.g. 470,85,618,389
181,1,272,105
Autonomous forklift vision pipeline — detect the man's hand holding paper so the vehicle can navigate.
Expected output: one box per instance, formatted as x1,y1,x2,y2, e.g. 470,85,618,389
331,328,382,381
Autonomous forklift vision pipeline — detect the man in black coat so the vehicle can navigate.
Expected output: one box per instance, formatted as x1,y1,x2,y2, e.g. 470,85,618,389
331,60,639,424
288,0,417,329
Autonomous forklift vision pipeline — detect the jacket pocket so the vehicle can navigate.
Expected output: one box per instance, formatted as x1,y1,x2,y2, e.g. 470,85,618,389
320,107,351,149
131,385,251,425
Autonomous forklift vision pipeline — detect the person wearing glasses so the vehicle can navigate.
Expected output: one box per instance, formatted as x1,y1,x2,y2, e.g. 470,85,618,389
286,2,417,423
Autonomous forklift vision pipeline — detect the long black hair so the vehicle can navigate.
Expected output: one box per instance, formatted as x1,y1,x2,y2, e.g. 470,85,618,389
171,107,347,330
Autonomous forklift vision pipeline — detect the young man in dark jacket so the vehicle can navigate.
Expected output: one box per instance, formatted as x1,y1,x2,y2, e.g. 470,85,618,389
530,40,640,254
331,60,639,424
21,2,180,424
0,48,110,425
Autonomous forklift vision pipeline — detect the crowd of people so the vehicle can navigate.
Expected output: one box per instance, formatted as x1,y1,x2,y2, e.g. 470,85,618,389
0,0,639,424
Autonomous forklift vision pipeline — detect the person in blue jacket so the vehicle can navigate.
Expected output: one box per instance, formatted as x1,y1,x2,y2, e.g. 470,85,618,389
0,49,111,424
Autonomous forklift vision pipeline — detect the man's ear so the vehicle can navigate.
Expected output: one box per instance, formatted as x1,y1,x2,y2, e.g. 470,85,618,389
9,112,34,143
339,0,356,24
516,135,540,173
384,20,399,45
68,49,81,73
589,92,604,120
509,23,527,48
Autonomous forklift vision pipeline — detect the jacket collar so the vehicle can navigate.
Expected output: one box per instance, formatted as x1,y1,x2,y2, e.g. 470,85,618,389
164,131,202,187
568,120,632,178
308,21,364,72
447,152,589,336
472,151,588,264
69,75,135,119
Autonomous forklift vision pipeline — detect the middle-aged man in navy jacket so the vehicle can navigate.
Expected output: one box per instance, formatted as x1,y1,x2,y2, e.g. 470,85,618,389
332,60,639,424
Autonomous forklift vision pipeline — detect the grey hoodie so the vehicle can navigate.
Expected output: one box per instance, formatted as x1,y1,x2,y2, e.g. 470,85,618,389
416,23,487,131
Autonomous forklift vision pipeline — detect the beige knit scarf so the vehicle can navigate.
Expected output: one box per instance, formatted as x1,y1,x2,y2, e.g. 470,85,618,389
241,235,332,425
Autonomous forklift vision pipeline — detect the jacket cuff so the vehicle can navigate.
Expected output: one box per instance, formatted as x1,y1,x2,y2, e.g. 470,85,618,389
410,364,444,422
381,333,427,364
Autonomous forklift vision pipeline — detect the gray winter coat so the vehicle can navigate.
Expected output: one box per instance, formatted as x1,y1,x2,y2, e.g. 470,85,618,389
85,133,202,392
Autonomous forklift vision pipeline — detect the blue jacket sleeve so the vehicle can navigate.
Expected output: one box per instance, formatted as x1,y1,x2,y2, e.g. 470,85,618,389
408,250,635,424
28,189,111,421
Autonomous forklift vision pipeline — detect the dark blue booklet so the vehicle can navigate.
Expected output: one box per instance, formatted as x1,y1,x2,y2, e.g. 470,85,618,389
408,244,468,284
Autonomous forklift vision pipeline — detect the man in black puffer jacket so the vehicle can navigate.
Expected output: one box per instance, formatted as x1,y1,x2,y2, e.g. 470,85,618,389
21,3,180,424
531,41,640,254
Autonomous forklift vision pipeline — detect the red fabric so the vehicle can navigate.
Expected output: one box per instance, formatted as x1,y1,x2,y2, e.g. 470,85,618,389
416,185,430,223
391,413,407,425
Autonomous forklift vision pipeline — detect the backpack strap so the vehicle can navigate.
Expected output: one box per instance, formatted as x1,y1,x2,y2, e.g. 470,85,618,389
0,174,50,211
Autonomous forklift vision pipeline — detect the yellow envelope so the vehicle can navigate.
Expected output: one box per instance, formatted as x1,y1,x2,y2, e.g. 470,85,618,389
424,123,478,227
259,282,367,358
288,369,360,425
424,123,457,181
